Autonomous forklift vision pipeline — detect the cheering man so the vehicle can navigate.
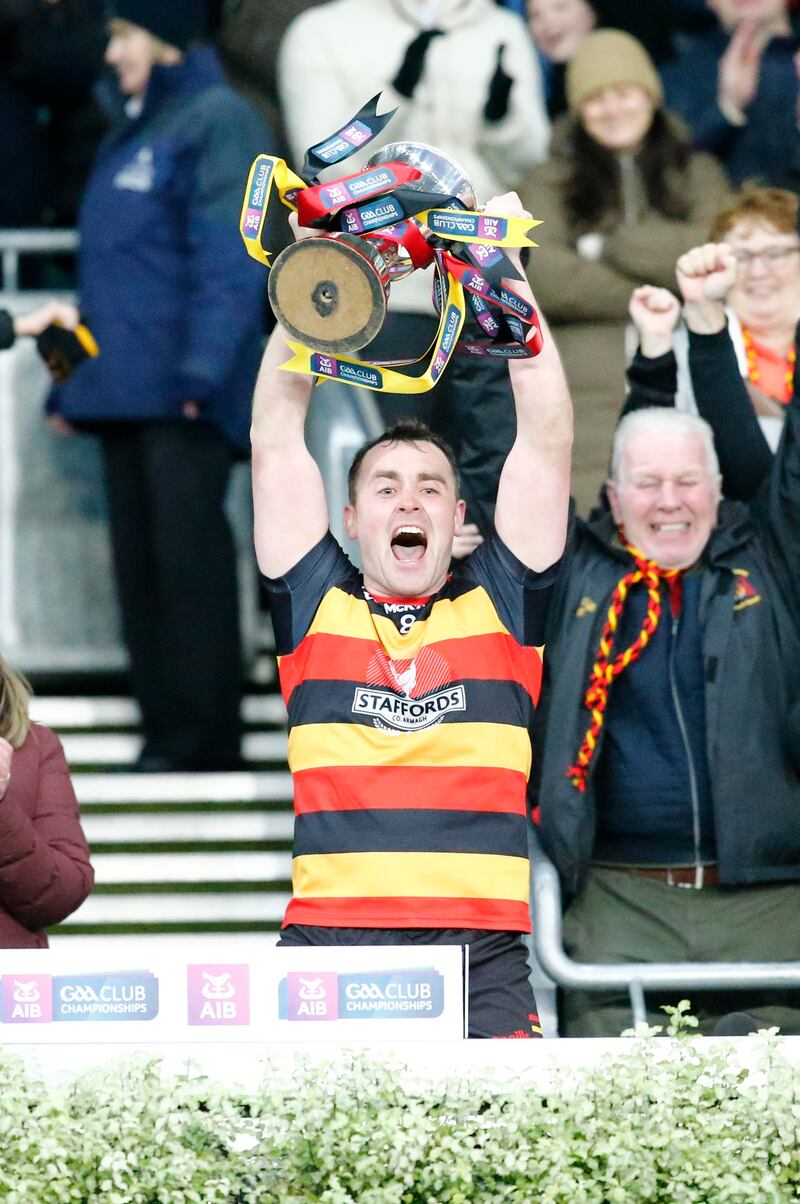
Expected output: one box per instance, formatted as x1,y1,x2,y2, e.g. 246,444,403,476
253,194,572,1037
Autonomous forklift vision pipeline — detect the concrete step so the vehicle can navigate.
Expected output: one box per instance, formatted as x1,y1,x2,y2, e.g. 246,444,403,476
30,694,286,730
73,770,293,805
49,930,281,951
31,677,295,938
90,850,291,884
81,810,294,844
61,891,290,926
60,729,288,767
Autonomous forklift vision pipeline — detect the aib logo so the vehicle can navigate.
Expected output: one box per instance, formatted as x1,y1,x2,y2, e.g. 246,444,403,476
285,972,339,1021
187,965,249,1025
280,969,445,1021
1,975,53,1023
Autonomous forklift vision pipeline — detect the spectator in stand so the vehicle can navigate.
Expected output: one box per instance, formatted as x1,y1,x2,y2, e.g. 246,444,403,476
533,273,800,1032
278,0,550,540
525,1,718,120
675,189,800,454
0,653,93,946
662,0,800,189
526,0,597,118
518,29,732,514
48,0,270,772
622,189,800,498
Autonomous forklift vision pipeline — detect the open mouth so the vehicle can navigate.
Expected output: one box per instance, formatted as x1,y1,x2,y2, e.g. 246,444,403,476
391,525,428,562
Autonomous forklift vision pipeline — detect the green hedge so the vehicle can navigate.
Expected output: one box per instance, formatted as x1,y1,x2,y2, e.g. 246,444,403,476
1,1006,799,1203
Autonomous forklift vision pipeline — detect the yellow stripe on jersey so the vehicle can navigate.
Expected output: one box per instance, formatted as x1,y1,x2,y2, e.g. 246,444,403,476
293,850,530,902
306,587,378,643
289,721,532,776
304,584,516,660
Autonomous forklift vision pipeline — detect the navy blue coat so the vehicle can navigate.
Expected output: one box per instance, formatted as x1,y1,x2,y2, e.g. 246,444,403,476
52,47,270,452
662,27,800,189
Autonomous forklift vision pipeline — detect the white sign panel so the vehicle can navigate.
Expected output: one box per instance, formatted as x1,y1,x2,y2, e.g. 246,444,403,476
0,941,466,1043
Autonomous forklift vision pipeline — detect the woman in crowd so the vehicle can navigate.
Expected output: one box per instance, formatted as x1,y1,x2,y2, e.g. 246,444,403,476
49,1,270,772
525,0,597,117
674,188,800,455
0,655,93,946
518,27,731,513
623,188,800,504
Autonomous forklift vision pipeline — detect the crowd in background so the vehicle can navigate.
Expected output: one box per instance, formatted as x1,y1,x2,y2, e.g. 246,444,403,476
0,0,799,1035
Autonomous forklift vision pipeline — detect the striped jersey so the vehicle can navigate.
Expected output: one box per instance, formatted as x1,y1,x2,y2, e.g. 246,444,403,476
263,531,557,933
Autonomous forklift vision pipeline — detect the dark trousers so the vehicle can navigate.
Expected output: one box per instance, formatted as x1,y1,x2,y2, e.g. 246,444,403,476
561,867,800,1037
100,421,243,766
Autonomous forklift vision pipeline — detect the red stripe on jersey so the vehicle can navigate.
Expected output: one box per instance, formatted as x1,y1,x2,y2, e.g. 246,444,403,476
434,635,543,704
293,764,528,816
283,895,531,932
280,631,542,705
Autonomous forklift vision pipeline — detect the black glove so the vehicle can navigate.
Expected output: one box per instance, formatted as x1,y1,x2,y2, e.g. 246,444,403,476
484,44,513,124
391,28,444,99
36,321,98,383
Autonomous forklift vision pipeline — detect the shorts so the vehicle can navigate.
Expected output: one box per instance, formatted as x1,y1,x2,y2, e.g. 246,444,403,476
277,924,541,1039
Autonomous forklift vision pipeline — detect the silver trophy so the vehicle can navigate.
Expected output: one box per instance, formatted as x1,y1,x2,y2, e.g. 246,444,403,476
267,142,475,355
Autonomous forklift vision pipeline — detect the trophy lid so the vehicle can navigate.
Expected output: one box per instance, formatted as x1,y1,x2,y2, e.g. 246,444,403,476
362,142,476,209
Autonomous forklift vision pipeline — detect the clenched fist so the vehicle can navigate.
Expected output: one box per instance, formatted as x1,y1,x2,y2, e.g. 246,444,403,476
629,285,681,358
676,243,738,306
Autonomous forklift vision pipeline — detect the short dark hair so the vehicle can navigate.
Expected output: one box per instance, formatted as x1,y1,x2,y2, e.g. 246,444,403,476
347,420,461,503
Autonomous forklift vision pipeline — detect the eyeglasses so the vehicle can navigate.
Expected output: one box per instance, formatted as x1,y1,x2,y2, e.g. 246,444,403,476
730,244,800,268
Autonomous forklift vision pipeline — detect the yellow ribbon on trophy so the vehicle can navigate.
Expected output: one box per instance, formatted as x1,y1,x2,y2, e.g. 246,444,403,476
239,151,539,393
280,267,466,394
240,154,307,268
414,209,541,248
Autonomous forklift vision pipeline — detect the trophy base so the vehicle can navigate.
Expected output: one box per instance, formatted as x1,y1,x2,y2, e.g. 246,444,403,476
268,233,389,355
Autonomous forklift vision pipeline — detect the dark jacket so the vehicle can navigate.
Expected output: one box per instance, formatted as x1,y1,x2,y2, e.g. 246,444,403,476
51,46,270,452
535,396,800,898
0,724,93,947
662,26,800,188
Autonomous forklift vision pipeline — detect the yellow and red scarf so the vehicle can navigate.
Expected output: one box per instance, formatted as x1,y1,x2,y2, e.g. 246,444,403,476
567,539,681,793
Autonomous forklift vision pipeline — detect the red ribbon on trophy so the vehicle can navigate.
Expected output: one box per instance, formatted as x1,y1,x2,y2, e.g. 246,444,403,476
239,95,542,393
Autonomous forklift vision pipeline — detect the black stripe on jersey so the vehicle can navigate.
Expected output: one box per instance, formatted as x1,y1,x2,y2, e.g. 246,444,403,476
293,807,529,859
286,678,534,730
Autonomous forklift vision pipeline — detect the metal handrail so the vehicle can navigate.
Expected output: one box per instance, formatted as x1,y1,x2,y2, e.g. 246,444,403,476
529,831,800,1028
0,228,79,292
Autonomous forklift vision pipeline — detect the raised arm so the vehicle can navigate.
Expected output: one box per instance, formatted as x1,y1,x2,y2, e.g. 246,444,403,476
494,195,573,572
620,285,681,418
251,326,329,578
676,242,773,501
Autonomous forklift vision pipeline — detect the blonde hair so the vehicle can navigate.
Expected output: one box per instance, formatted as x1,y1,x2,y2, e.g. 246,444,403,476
0,655,31,748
